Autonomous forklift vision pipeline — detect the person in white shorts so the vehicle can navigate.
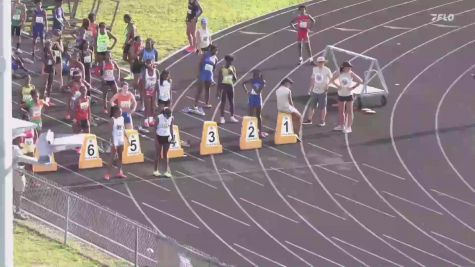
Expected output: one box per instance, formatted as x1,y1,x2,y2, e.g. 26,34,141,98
195,18,212,54
276,78,302,140
329,61,362,134
303,56,332,126
105,105,127,180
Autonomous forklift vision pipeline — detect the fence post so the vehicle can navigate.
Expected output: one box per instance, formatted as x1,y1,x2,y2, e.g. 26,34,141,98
63,195,70,245
135,226,139,267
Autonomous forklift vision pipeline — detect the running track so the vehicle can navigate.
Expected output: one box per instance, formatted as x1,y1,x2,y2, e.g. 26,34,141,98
13,0,475,265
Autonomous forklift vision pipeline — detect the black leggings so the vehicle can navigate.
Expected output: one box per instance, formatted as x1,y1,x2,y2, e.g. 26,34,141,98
44,70,55,98
220,84,234,116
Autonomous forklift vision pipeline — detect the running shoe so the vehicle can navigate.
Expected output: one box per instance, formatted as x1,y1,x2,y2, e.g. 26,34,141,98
153,170,161,177
138,126,149,134
149,120,156,127
65,113,71,120
333,125,344,131
302,119,312,125
298,57,303,65
343,127,352,134
117,171,127,179
14,211,28,220
203,104,213,109
230,116,239,123
318,122,326,127
219,117,225,124
163,171,172,178
143,120,150,128
191,107,205,116
260,132,269,138
185,46,195,53
104,173,111,180
103,108,108,114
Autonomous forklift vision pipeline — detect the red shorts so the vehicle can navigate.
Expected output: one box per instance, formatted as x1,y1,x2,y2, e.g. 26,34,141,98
297,30,309,42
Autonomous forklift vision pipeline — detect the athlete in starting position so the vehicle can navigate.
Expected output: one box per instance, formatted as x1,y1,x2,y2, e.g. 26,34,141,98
290,5,315,65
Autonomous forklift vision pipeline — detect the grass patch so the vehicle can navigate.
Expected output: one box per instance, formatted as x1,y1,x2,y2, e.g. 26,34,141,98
75,0,305,60
14,224,106,267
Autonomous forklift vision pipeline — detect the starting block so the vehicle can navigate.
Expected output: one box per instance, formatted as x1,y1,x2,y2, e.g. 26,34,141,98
274,112,297,145
168,125,185,158
32,148,58,173
122,130,144,164
200,121,223,155
240,116,262,150
79,134,103,169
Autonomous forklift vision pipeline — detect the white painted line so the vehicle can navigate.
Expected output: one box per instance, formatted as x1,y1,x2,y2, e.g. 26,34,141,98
315,165,359,183
124,183,164,235
184,152,206,162
127,172,171,192
333,27,362,32
332,236,403,267
383,235,459,266
287,195,346,221
285,240,344,267
431,231,475,251
191,200,251,227
270,168,313,185
308,143,343,157
382,191,443,215
432,23,459,28
285,28,298,32
239,197,299,223
265,145,297,159
175,170,218,190
222,168,265,187
335,193,395,218
431,189,475,208
142,202,200,229
234,243,287,267
383,25,412,30
361,163,406,181
239,30,267,35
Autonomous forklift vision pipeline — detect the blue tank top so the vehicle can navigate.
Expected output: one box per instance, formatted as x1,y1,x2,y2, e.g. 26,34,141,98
142,49,157,62
34,9,45,25
202,52,216,72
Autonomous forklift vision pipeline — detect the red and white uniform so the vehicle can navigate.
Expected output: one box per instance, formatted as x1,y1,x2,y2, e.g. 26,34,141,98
103,62,115,81
116,93,134,113
296,15,312,42
144,69,158,97
75,96,91,121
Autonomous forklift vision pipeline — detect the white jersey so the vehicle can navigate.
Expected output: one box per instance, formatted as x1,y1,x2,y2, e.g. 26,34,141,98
276,85,291,113
156,114,173,136
197,28,211,49
312,66,332,94
112,116,125,146
158,80,171,101
145,69,157,91
338,72,353,97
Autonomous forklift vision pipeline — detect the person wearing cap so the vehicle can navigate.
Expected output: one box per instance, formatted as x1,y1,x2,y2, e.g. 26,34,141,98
186,0,203,53
154,107,175,178
329,61,363,134
303,56,332,126
195,18,212,54
290,5,315,65
276,78,302,140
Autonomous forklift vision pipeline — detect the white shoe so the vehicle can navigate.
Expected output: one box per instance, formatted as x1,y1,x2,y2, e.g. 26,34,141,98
333,125,344,131
229,116,239,123
343,127,352,134
220,117,225,124
318,122,326,127
298,57,303,65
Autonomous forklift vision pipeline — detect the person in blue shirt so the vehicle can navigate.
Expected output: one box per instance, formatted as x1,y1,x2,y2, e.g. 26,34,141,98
52,0,69,31
192,44,217,115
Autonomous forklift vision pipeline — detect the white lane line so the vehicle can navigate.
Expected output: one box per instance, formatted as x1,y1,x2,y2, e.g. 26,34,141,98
142,202,200,229
435,64,475,193
124,183,164,235
335,193,396,218
431,189,475,208
239,197,299,223
175,170,218,190
270,168,313,185
432,23,459,28
191,200,251,227
239,30,267,35
285,240,344,267
222,168,265,187
382,191,444,215
127,172,171,192
287,195,346,221
332,236,403,267
431,231,475,251
234,243,287,267
265,145,297,159
285,28,298,33
308,143,343,157
184,152,206,162
314,165,359,183
383,25,412,30
383,234,459,266
333,27,362,32
361,163,406,181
